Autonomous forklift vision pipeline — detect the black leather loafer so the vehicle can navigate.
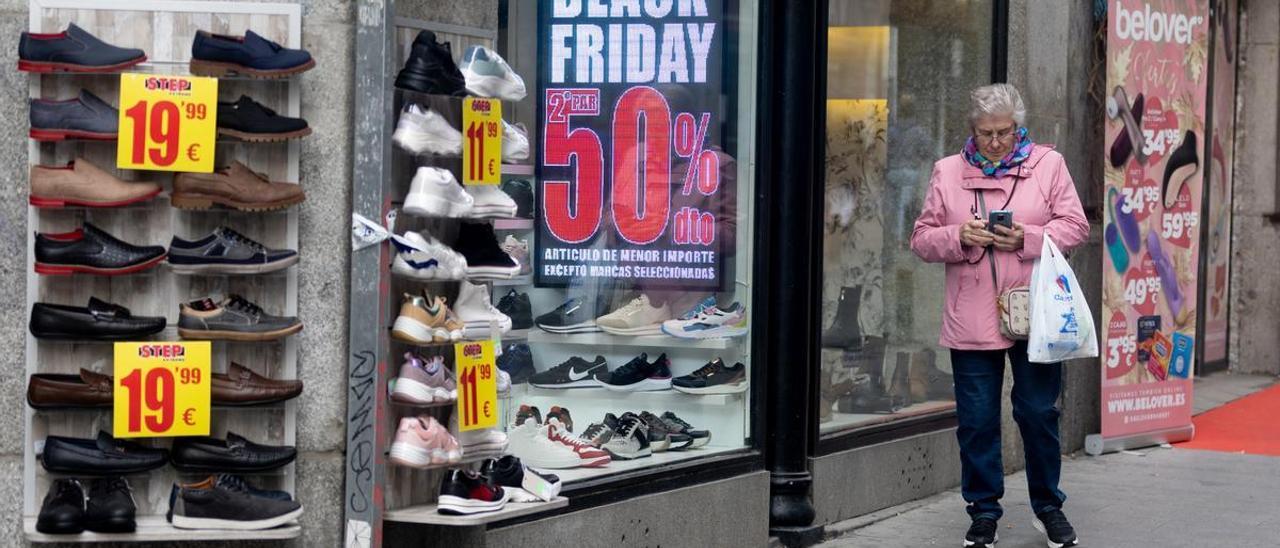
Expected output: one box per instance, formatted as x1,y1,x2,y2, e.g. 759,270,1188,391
170,432,297,472
30,297,166,340
41,431,169,475
35,222,166,275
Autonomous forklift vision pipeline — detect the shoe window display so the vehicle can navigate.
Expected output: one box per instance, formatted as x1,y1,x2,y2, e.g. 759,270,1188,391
22,11,307,541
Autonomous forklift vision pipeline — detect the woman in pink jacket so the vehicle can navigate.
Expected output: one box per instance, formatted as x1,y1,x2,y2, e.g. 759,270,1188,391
910,84,1088,548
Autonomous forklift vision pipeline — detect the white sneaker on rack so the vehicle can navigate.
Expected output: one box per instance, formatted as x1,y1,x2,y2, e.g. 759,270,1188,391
460,45,527,101
449,413,508,458
466,185,518,219
506,418,582,469
502,120,529,162
392,103,462,156
404,167,473,218
391,230,468,280
453,280,513,338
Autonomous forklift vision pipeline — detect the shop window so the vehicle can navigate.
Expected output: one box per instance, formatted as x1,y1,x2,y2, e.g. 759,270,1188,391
819,0,992,435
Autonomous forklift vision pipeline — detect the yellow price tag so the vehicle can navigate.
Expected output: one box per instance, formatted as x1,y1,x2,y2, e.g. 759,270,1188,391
113,342,211,438
462,97,502,185
116,73,217,173
454,340,498,431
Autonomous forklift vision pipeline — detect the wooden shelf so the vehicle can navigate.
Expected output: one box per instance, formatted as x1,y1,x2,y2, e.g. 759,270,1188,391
24,516,301,543
526,330,736,350
383,497,567,526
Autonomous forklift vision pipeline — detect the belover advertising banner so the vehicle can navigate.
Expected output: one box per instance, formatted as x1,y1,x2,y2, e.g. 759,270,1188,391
536,0,736,291
1101,0,1207,439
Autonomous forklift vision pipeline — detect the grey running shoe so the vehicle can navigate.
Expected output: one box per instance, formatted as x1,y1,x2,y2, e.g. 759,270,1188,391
30,90,118,140
168,227,298,275
178,295,302,341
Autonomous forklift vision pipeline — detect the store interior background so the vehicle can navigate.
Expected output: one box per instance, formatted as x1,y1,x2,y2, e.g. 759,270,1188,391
0,0,1276,546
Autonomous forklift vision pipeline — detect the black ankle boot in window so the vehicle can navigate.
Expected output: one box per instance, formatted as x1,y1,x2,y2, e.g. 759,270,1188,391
822,285,864,349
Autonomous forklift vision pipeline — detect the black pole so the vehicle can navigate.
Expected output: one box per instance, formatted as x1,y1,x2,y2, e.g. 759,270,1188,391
992,0,1009,82
758,0,826,545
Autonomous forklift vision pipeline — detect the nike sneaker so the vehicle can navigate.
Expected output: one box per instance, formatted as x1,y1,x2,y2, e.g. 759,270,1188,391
546,406,574,432
459,45,526,101
601,414,651,460
660,411,711,449
437,469,508,515
672,358,748,395
545,420,610,467
661,302,749,339
507,417,582,469
529,356,608,389
601,353,672,392
596,294,671,336
535,297,604,334
392,103,462,156
390,230,467,280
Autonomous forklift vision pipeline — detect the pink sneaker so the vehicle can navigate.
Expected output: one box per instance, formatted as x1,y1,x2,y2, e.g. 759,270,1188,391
389,415,461,467
391,352,456,405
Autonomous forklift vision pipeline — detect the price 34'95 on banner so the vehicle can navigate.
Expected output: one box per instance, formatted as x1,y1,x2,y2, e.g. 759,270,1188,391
462,97,502,185
116,73,217,173
113,342,211,438
454,340,498,431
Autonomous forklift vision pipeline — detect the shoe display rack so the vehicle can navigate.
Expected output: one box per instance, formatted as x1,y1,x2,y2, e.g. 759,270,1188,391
22,1,303,541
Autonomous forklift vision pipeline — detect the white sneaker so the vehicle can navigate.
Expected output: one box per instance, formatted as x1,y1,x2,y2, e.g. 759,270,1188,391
500,235,531,275
453,281,513,338
502,121,529,162
467,185,518,219
391,231,468,280
596,294,671,336
449,414,508,457
661,302,750,339
392,103,462,156
404,167,473,218
506,419,582,469
460,45,526,101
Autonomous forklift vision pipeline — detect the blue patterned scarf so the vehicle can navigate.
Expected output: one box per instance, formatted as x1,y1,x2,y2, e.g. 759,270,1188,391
963,127,1034,178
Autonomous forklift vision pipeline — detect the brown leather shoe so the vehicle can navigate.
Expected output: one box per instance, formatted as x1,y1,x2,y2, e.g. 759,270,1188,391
212,362,303,406
171,161,304,211
27,369,114,409
30,159,161,208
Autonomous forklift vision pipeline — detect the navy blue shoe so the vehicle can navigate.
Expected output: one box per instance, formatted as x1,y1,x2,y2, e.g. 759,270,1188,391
29,90,118,141
168,227,298,275
497,343,535,384
19,23,146,73
189,30,314,78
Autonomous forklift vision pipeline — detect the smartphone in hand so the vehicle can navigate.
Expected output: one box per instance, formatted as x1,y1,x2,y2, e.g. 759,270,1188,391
988,210,1013,233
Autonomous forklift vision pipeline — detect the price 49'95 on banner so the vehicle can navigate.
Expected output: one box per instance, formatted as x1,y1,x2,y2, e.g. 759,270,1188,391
116,73,217,173
454,340,498,431
113,342,211,438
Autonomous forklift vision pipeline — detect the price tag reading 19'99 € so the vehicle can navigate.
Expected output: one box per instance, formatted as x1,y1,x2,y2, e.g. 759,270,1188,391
116,73,217,173
454,340,498,431
113,342,211,438
462,97,502,185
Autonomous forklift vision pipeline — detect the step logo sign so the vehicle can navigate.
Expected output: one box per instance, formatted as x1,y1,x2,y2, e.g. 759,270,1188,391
536,0,735,291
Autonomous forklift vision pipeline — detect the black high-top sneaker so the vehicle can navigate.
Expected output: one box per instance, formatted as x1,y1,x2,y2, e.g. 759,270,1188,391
395,30,466,95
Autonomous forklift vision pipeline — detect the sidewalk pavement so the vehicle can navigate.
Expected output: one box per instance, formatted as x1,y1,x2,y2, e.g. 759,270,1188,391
818,448,1280,548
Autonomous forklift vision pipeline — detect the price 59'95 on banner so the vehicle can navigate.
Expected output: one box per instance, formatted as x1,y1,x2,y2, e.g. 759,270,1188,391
454,340,498,431
113,342,211,438
462,97,502,185
116,73,217,173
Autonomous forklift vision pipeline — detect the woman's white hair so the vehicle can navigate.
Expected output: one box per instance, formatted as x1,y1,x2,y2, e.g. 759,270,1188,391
969,83,1026,126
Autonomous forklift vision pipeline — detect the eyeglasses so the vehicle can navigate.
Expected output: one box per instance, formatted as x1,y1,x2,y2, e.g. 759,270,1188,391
974,125,1018,145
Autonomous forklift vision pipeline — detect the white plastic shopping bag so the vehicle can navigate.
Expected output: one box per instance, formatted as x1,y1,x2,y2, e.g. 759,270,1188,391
1027,235,1098,363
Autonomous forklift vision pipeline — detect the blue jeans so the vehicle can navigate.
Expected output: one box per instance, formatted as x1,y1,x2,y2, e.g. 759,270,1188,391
951,341,1066,521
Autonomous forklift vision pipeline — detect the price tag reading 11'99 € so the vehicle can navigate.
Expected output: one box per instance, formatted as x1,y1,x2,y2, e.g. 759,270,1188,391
454,340,498,431
116,73,217,173
113,342,211,438
462,97,502,185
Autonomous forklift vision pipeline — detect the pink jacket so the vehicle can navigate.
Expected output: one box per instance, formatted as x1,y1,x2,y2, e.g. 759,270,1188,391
910,144,1090,350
